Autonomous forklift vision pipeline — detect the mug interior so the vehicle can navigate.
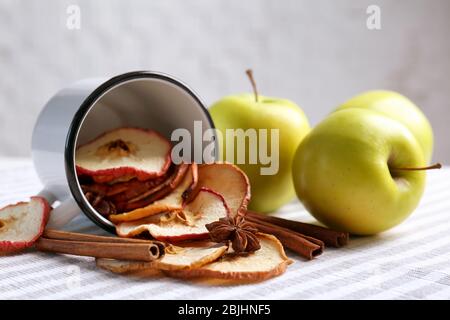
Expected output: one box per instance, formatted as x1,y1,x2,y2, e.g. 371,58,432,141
65,71,215,232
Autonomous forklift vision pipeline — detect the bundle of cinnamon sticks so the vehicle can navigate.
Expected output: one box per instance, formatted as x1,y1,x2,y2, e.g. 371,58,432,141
245,211,349,260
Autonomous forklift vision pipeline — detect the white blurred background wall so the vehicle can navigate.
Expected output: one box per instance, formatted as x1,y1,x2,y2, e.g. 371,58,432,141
0,0,449,161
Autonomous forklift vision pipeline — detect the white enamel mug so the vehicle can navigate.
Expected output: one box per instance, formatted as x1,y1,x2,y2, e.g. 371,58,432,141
32,71,215,233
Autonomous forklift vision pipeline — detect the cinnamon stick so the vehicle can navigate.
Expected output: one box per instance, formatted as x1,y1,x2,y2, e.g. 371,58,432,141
36,238,161,261
44,229,163,246
246,216,324,260
246,211,349,247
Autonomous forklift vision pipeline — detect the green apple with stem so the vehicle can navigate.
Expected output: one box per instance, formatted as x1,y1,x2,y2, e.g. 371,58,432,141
210,70,310,213
292,108,441,235
336,90,434,163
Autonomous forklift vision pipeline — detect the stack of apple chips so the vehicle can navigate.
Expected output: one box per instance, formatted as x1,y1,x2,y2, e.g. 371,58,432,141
75,127,292,281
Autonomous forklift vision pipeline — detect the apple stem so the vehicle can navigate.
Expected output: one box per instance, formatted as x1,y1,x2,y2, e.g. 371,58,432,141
391,162,442,171
246,69,259,102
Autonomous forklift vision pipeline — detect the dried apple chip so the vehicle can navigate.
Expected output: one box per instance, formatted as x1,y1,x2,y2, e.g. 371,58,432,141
116,188,230,241
96,242,228,273
165,234,293,282
151,242,228,270
76,128,172,182
119,163,191,212
95,258,155,274
0,197,51,253
107,171,171,201
92,174,136,184
196,163,250,216
110,164,197,223
127,163,189,203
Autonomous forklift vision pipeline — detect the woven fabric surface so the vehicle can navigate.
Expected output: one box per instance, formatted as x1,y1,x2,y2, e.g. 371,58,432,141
0,158,449,300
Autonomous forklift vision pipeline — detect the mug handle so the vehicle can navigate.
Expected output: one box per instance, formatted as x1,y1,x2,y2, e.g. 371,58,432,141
38,189,80,228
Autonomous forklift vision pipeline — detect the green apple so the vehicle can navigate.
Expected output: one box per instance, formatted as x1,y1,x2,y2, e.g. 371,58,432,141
336,90,433,163
209,72,310,213
292,108,427,235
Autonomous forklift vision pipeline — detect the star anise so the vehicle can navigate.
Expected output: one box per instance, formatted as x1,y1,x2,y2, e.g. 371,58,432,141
206,214,261,254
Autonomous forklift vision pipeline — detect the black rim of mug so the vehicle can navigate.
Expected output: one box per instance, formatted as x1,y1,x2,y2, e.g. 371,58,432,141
64,70,215,233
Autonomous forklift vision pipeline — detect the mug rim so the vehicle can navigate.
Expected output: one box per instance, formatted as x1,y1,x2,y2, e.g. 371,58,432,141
64,70,215,233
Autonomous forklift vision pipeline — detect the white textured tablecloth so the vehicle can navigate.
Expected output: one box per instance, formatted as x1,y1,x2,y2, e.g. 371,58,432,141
0,158,449,300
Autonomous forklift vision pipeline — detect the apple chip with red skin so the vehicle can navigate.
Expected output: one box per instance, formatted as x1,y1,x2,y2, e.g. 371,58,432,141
118,163,191,212
116,188,230,241
109,163,197,223
96,242,228,274
76,127,172,182
0,197,51,253
195,163,250,216
165,233,292,282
